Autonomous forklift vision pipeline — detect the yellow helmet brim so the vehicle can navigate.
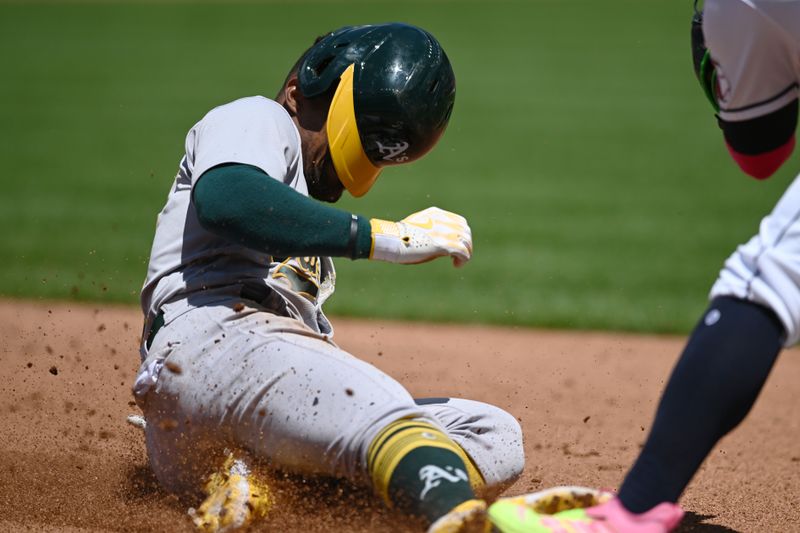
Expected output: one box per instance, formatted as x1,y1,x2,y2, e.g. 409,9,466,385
326,64,381,197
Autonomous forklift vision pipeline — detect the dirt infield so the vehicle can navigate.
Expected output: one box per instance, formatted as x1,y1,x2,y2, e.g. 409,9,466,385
0,299,798,532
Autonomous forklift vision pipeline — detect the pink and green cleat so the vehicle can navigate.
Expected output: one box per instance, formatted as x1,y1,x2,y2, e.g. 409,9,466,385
488,486,683,533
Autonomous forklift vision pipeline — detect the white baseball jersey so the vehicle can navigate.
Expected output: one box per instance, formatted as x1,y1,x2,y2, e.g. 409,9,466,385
704,0,800,122
140,96,335,337
703,0,800,345
133,95,525,501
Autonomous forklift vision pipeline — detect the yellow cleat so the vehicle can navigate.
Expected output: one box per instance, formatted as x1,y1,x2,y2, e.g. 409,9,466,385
188,453,272,532
427,498,491,533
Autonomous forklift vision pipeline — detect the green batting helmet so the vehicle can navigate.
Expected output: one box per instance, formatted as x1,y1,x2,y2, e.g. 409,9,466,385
298,23,456,197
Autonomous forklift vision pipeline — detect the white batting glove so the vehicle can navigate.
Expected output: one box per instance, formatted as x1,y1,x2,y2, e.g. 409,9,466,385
369,207,473,267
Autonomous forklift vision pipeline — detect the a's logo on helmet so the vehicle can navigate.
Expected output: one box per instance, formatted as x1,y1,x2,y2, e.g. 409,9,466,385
376,141,410,162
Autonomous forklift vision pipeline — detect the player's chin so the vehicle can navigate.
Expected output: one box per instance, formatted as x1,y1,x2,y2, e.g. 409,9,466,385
309,172,345,203
311,187,343,203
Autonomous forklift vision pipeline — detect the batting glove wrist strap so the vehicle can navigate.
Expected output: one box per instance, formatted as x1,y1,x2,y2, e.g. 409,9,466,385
369,207,473,267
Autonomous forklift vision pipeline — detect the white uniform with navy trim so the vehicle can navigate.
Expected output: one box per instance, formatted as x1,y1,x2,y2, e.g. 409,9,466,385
134,96,524,494
704,0,800,345
704,0,800,123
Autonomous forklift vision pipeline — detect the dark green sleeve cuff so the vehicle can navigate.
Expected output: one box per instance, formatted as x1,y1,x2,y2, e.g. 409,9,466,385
353,215,372,259
193,163,373,260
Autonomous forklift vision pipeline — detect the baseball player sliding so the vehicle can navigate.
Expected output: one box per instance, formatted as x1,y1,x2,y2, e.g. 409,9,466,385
134,23,529,532
489,0,800,531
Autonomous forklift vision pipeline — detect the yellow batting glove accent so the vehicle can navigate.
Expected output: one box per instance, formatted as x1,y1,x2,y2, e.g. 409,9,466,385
369,207,473,267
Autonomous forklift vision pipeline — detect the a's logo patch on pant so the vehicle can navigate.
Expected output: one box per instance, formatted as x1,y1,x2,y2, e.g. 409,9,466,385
418,465,468,499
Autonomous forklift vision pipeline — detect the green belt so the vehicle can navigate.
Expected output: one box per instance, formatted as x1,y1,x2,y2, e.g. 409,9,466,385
144,282,272,350
145,310,165,351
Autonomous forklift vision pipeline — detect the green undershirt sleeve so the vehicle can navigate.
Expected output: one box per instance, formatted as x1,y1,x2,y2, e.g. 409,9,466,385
192,163,372,259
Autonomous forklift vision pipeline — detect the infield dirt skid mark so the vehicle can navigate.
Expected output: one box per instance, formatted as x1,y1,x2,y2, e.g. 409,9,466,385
1,299,798,531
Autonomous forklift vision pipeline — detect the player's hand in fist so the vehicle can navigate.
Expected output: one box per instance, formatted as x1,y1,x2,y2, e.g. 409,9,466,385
369,207,472,267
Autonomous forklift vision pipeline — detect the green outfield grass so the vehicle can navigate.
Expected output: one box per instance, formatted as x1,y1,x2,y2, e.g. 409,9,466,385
0,0,795,333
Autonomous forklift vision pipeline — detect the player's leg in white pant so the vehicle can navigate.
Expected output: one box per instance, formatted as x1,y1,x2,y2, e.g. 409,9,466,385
136,301,430,493
710,173,800,345
414,397,524,492
135,298,524,505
